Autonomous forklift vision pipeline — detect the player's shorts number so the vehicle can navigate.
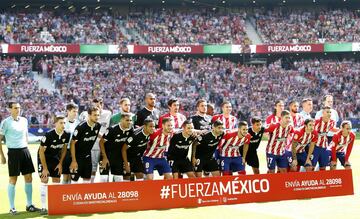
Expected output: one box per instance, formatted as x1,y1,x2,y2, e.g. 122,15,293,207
267,157,273,164
145,162,150,169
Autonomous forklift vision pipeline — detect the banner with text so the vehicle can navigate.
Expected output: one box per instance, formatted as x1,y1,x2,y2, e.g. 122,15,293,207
252,44,324,53
5,44,80,54
128,45,204,54
324,43,353,52
48,170,353,215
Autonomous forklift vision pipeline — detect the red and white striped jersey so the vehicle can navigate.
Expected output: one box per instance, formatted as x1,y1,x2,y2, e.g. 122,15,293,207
266,123,294,155
158,113,186,129
314,118,335,148
143,129,172,158
212,114,238,130
218,131,251,157
292,127,318,153
265,114,281,126
330,131,355,162
292,113,304,129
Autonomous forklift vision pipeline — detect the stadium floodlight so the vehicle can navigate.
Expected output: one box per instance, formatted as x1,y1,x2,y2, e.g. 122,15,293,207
130,0,133,3
40,5,45,9
82,6,87,9
54,5,59,9
253,0,256,4
11,4,16,8
25,5,30,8
95,6,101,10
192,0,195,3
222,1,226,3
68,5,74,10
162,0,165,3
97,0,101,2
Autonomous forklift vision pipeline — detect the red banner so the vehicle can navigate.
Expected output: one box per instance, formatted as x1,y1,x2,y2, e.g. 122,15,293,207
254,44,324,53
48,170,353,215
132,45,204,54
7,44,80,54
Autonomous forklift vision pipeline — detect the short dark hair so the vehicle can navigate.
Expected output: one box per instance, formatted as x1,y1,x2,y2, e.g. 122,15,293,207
289,100,298,106
87,105,100,115
182,119,193,128
281,110,290,117
322,94,333,103
92,97,103,103
162,117,173,125
341,120,352,128
238,121,248,128
196,99,207,108
304,118,315,126
120,113,131,120
66,103,78,111
54,115,65,123
167,98,178,107
273,100,284,115
251,117,262,124
322,106,331,110
212,119,224,127
144,118,154,126
8,101,19,108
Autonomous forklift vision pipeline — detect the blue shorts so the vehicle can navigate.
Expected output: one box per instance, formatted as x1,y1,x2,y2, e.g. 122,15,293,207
311,146,330,168
284,150,292,167
335,152,346,166
296,152,308,167
266,153,288,170
143,157,171,175
220,157,244,173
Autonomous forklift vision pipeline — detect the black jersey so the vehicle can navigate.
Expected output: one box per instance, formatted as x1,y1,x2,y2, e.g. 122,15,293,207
103,124,133,153
168,132,196,159
135,107,160,127
195,130,223,159
191,114,211,130
126,127,150,157
248,127,265,151
72,121,101,158
40,129,70,159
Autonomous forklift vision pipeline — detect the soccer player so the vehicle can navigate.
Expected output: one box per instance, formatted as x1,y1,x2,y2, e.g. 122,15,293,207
192,120,225,177
191,99,212,131
158,98,186,129
38,115,70,214
218,121,251,176
330,121,355,170
122,118,156,181
266,110,294,173
167,120,196,179
315,94,340,143
0,102,40,215
143,117,174,180
241,117,265,174
291,118,318,172
99,113,133,182
62,103,79,184
212,101,238,130
299,98,313,120
109,98,136,126
312,106,338,171
80,98,111,183
135,93,160,127
265,100,285,125
69,106,101,183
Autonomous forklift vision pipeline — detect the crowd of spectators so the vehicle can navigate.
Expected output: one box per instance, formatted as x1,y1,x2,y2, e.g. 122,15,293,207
254,8,360,44
1,56,360,127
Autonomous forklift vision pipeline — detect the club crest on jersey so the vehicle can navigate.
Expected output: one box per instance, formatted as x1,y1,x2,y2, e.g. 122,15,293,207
62,139,65,142
128,137,133,143
73,130,78,136
41,136,46,143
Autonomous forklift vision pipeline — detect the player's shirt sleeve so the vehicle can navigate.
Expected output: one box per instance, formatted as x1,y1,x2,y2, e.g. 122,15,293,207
315,111,322,120
40,132,50,148
292,130,301,143
72,125,82,141
264,123,277,133
102,127,112,142
244,134,251,144
311,130,318,143
345,133,355,162
330,133,340,162
0,119,6,136
158,115,164,129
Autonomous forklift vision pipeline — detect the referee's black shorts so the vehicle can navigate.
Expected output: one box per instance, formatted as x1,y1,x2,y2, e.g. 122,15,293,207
8,147,35,177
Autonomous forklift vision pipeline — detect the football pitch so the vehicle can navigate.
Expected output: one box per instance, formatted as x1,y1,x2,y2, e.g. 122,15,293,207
0,140,359,219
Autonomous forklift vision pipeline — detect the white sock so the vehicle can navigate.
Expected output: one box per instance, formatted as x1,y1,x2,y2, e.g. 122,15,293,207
40,183,47,209
90,175,96,183
113,175,123,182
71,180,78,184
100,175,109,183
83,179,91,184
136,178,144,181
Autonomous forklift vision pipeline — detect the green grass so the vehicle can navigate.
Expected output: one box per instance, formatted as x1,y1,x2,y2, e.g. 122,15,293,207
0,141,359,219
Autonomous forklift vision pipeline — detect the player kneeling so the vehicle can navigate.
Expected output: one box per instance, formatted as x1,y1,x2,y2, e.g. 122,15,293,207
167,120,196,179
218,121,251,176
143,118,174,180
330,121,355,170
290,119,318,172
38,115,70,215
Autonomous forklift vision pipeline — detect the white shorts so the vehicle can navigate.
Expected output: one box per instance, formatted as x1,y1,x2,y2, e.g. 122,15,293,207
91,147,101,173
